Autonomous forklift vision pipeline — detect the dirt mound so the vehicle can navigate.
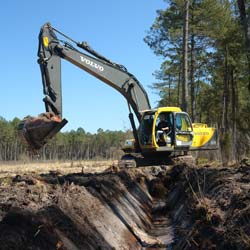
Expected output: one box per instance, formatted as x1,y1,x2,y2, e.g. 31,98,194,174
0,162,249,249
165,163,250,250
0,209,61,250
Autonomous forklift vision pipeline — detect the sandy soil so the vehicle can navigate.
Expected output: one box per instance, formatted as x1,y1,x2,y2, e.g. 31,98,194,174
0,160,249,250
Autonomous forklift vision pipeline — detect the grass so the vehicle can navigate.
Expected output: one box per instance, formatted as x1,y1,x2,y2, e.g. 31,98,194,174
0,160,117,178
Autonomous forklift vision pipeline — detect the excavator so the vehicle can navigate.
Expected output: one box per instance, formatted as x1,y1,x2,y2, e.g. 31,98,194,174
18,22,217,166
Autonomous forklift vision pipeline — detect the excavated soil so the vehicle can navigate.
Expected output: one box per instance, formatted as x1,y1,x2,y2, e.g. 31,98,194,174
0,160,249,250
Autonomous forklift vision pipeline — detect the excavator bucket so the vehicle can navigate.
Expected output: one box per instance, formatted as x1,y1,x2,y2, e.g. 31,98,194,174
18,112,68,151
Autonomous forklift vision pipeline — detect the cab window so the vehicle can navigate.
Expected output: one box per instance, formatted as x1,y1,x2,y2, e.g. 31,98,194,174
175,113,192,131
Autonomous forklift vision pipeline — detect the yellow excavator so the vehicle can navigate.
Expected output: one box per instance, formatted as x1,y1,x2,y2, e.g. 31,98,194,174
18,23,217,166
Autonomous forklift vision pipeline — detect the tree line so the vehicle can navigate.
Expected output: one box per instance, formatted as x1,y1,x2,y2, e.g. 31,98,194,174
0,116,131,161
144,0,250,162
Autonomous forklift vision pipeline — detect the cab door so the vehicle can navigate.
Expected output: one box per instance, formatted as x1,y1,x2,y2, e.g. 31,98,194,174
174,112,193,149
138,113,155,148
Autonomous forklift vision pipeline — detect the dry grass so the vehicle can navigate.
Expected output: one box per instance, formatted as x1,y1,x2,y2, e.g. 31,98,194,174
0,160,118,178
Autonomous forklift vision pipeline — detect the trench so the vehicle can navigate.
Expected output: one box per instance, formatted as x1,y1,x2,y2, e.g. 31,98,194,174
0,165,176,250
0,162,249,249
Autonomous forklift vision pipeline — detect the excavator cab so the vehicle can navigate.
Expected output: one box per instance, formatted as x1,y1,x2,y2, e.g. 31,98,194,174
123,106,217,155
138,107,193,153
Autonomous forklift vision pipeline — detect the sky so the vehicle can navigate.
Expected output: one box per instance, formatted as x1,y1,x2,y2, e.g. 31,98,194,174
0,0,166,133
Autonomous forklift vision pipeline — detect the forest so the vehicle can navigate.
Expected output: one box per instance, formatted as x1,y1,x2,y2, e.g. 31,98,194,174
1,0,250,162
0,117,131,161
144,0,250,163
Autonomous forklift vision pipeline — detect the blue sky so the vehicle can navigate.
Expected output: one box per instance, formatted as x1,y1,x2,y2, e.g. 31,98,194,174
1,1,166,133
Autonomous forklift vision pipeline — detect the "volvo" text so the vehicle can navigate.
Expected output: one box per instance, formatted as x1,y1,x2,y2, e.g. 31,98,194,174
80,56,104,72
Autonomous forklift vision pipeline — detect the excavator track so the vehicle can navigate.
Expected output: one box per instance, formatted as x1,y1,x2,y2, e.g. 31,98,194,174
118,152,195,168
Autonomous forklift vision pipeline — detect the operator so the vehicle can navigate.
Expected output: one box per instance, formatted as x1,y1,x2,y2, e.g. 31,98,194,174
156,113,171,145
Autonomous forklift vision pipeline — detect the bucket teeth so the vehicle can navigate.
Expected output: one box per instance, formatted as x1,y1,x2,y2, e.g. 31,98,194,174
18,112,67,151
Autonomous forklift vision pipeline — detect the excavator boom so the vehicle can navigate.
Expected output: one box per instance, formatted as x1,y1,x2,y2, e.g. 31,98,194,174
19,22,151,151
38,23,151,120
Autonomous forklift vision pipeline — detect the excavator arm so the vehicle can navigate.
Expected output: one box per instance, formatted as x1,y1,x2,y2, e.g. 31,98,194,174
39,22,150,120
19,22,151,151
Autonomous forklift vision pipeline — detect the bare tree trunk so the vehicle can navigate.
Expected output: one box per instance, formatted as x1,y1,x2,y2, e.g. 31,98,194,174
222,45,230,131
168,74,171,103
182,0,189,112
190,34,195,121
237,0,250,91
177,70,181,105
231,68,237,162
221,45,231,167
190,0,196,121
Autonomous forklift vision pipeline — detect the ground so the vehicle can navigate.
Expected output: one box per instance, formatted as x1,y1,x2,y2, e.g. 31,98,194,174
0,159,249,250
